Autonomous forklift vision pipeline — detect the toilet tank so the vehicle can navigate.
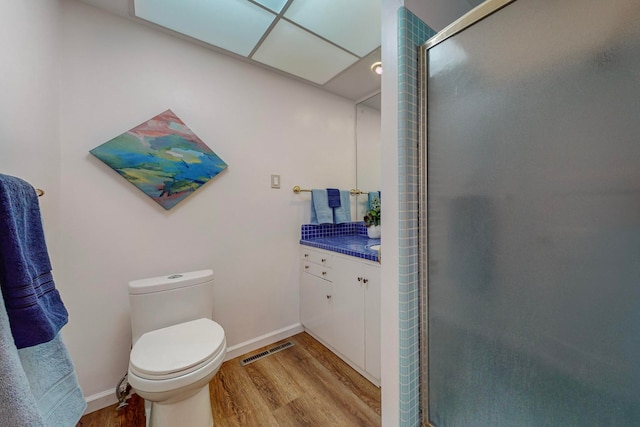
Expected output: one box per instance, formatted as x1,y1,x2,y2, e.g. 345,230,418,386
129,270,214,345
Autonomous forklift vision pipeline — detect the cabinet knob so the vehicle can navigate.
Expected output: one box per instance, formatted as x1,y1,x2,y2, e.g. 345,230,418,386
321,258,327,263
322,271,327,276
357,277,362,282
304,253,309,258
304,265,309,269
363,278,369,284
326,295,332,299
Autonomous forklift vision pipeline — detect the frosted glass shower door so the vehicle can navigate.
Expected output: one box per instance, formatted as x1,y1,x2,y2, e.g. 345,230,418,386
425,0,640,425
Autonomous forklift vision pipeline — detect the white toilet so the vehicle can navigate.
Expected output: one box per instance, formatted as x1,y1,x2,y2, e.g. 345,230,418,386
127,270,226,427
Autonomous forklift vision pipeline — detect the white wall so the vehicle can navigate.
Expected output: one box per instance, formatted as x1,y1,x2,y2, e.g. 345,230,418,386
0,0,61,257
381,0,403,425
57,0,356,407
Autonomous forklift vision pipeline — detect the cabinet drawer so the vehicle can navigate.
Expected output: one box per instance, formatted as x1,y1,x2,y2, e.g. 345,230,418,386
301,249,333,267
303,261,332,281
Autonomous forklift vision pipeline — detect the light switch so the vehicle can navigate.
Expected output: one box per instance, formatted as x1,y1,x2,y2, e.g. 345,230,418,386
271,174,281,189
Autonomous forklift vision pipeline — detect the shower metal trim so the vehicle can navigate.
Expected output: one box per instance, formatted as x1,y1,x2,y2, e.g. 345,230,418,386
423,0,515,50
417,42,429,426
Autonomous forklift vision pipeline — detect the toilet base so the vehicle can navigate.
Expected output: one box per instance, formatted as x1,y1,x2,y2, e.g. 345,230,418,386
147,384,213,427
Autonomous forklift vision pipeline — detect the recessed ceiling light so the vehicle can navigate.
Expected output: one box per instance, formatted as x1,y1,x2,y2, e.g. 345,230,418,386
371,61,382,75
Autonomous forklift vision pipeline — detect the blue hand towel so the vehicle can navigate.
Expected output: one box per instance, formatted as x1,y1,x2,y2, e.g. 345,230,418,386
0,174,68,348
333,190,352,224
326,188,341,208
368,191,381,210
310,189,334,224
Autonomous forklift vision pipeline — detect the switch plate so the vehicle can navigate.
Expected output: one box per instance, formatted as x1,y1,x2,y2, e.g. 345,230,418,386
271,174,281,189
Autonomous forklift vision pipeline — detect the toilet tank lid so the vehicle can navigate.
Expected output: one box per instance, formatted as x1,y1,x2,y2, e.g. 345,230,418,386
129,269,213,295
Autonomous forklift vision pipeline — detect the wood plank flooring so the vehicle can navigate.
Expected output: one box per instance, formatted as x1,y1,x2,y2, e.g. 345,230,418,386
77,332,381,427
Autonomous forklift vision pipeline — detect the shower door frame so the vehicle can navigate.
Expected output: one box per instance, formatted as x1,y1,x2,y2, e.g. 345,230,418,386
417,1,516,425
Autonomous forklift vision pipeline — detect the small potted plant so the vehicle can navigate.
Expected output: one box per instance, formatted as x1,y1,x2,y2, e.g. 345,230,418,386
364,196,381,238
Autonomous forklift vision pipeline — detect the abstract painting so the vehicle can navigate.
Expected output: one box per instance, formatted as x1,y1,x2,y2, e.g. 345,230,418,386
90,109,228,210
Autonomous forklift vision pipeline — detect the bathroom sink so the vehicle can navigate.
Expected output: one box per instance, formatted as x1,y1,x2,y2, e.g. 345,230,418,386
368,244,381,251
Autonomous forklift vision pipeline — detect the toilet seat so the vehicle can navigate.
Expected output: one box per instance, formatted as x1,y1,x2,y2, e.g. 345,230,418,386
130,318,225,381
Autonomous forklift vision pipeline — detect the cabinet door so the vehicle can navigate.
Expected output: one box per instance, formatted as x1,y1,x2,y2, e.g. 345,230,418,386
300,272,333,344
363,263,381,381
331,257,365,368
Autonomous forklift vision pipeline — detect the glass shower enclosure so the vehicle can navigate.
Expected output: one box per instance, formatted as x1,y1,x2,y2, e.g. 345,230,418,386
420,0,640,425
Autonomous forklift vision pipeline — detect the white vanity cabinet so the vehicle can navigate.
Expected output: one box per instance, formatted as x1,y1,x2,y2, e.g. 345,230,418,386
300,246,381,385
300,249,333,345
362,262,381,381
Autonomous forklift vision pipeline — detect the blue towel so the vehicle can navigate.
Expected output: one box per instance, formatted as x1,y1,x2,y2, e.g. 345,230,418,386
326,188,341,208
310,189,334,224
0,174,68,348
19,333,87,426
333,190,352,224
0,292,46,426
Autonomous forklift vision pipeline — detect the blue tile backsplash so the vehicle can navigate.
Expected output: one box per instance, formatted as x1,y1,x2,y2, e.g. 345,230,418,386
300,222,380,262
300,221,367,239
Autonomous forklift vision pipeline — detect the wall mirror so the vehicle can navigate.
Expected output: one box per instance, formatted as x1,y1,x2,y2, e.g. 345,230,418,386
355,92,381,221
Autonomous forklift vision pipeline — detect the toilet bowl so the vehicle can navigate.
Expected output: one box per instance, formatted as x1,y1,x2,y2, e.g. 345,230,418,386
128,318,226,427
127,270,226,427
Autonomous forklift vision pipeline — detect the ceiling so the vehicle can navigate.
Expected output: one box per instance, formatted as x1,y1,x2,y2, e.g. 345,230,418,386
76,0,485,103
77,0,382,102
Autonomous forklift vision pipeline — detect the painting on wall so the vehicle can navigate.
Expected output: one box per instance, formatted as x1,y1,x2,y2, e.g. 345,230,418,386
90,109,228,210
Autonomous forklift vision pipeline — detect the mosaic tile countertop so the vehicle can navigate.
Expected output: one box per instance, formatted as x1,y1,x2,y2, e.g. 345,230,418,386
300,222,381,262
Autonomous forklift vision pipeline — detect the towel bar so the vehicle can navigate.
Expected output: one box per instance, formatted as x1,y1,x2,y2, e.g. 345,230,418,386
292,186,368,196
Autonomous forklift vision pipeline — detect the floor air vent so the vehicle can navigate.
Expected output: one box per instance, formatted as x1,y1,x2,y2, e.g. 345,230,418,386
240,341,295,366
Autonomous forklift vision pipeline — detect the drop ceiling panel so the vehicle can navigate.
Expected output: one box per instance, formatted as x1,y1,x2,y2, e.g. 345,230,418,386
253,0,288,13
284,0,381,57
252,20,359,85
133,0,276,57
323,48,381,101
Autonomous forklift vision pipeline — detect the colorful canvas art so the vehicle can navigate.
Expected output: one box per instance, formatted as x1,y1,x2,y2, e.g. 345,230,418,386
90,109,228,210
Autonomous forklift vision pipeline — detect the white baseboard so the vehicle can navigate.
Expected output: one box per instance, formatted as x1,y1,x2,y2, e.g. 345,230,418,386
224,323,304,361
83,323,304,415
84,388,118,415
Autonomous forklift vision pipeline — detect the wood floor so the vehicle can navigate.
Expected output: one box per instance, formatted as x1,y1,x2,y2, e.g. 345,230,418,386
77,332,381,427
